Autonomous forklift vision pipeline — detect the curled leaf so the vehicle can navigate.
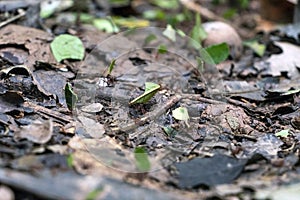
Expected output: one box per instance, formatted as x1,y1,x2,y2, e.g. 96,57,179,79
129,82,160,105
65,83,78,111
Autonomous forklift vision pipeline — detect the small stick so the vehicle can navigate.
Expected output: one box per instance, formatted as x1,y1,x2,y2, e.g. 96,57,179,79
112,94,182,133
0,9,26,28
179,0,226,22
24,101,73,124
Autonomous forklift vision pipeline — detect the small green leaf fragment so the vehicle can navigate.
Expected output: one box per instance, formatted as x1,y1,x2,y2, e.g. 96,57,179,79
176,29,186,37
85,187,103,200
163,126,177,137
243,40,266,57
204,42,230,64
93,18,119,33
113,17,150,28
190,13,207,44
152,0,179,9
196,57,204,72
163,24,176,42
67,154,73,168
65,83,78,111
172,107,189,121
275,129,290,138
143,9,165,20
158,44,167,54
50,34,85,62
144,34,157,46
108,59,116,74
129,82,160,105
134,147,151,172
282,88,300,96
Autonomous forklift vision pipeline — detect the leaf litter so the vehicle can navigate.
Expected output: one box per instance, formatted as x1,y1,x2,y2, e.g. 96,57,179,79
0,1,300,199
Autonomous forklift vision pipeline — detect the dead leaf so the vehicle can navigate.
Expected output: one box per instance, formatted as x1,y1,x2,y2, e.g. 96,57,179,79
0,25,56,69
255,42,300,78
47,145,68,154
32,70,67,104
77,116,105,139
0,91,24,113
15,119,53,144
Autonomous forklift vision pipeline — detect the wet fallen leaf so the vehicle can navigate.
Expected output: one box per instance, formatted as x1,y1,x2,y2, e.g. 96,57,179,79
33,70,67,104
0,25,55,68
15,119,53,144
50,34,85,62
77,116,105,139
0,91,24,113
173,154,247,188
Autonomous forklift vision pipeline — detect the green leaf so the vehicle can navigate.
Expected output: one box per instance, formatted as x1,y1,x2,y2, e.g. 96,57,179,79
67,154,73,168
143,9,166,20
144,34,157,46
163,24,176,42
282,88,300,96
196,57,204,72
113,17,150,28
129,82,160,105
275,129,290,138
50,34,85,62
65,83,78,111
176,29,186,37
134,147,151,172
157,44,167,54
243,40,266,57
204,42,230,64
151,0,179,9
108,59,116,75
172,107,189,121
190,13,207,44
223,8,237,19
85,187,103,200
93,18,119,33
163,126,178,137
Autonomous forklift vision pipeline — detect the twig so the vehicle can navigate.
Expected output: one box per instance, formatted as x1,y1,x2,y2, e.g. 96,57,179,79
179,0,227,22
181,94,225,104
0,9,26,28
24,101,73,124
112,94,182,133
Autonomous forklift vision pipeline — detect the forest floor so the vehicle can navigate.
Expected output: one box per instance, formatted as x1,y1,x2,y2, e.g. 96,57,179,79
0,0,299,199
